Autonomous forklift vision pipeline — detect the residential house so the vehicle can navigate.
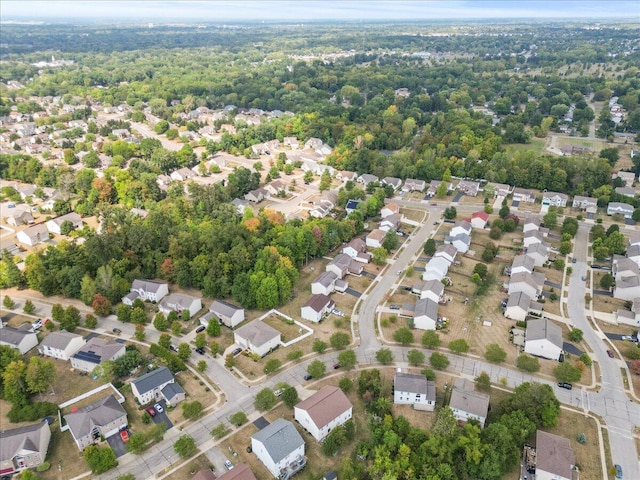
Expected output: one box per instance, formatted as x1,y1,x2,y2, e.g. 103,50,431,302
344,199,361,215
457,180,480,197
170,167,197,182
16,224,49,247
0,326,39,355
380,203,400,219
504,292,542,321
629,233,640,247
251,419,305,479
510,254,535,276
434,244,457,264
615,186,636,198
524,242,550,267
357,173,379,187
613,256,639,282
38,331,85,361
422,256,450,282
449,378,490,428
264,180,287,197
294,386,353,442
413,298,439,330
234,320,281,358
245,188,269,203
542,191,569,207
508,272,545,299
413,279,445,303
366,229,386,249
158,293,202,318
301,294,335,323
382,177,402,191
533,430,578,480
487,182,511,198
426,180,453,197
379,213,402,232
513,187,536,203
63,395,127,450
393,371,436,411
311,271,339,296
283,137,300,149
336,170,357,183
0,420,51,476
445,232,471,253
470,211,489,229
4,207,33,226
524,230,546,248
326,253,363,279
17,184,36,200
231,198,250,215
614,276,640,301
215,464,258,480
122,279,169,305
523,216,541,233
202,300,245,329
450,220,472,238
607,202,634,218
130,208,149,219
70,338,125,372
572,195,598,210
402,178,426,192
131,366,185,407
627,244,640,268
46,212,83,235
524,318,563,361
342,238,371,263
613,170,636,187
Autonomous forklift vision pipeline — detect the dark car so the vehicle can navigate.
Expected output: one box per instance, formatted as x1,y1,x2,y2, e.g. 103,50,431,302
195,325,206,333
169,344,178,352
232,347,243,356
615,464,622,478
304,374,313,381
607,350,615,358
389,305,400,310
195,347,205,355
572,257,577,263
557,382,572,390
333,363,340,369
112,327,122,335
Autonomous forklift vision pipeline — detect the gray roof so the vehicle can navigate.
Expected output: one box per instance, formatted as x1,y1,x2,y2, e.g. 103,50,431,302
525,242,549,256
235,320,280,348
50,212,82,227
450,378,490,419
512,254,535,272
132,366,174,395
526,318,563,349
252,418,304,465
627,244,640,258
161,381,185,400
507,291,532,310
328,253,352,271
210,300,243,319
0,326,37,347
0,420,49,462
313,271,338,288
131,279,167,294
394,372,436,400
414,298,439,320
40,331,84,350
64,395,126,440
536,430,576,478
72,338,124,365
435,244,457,259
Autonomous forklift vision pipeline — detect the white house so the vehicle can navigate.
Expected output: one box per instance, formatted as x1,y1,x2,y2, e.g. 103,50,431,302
4,206,33,226
38,331,85,361
342,238,371,263
45,212,83,235
414,279,445,303
613,256,639,282
627,244,640,268
542,191,568,207
504,292,542,321
0,326,39,355
513,187,536,203
357,173,379,187
508,272,545,299
522,216,541,233
434,244,457,264
449,378,490,428
572,195,597,210
524,318,563,361
450,220,472,238
614,276,640,301
393,371,436,411
301,294,335,323
158,293,202,318
470,211,489,229
326,253,362,279
234,320,281,357
16,224,49,247
366,229,386,249
294,386,353,442
510,254,535,276
457,180,480,197
413,298,439,331
311,271,339,296
524,243,550,267
445,233,471,253
380,203,400,219
487,182,511,198
203,300,245,328
70,338,125,372
131,366,185,407
523,230,545,248
251,419,306,479
122,279,169,305
607,202,634,218
402,178,426,192
382,177,402,191
534,430,578,480
422,256,450,282
379,213,402,232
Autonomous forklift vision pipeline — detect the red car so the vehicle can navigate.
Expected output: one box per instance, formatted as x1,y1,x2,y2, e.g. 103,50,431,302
145,406,156,417
120,430,129,443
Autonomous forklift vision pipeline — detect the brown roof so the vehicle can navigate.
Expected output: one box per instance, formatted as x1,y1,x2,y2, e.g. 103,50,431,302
295,386,352,429
216,464,258,480
303,294,334,313
193,469,217,480
536,430,576,478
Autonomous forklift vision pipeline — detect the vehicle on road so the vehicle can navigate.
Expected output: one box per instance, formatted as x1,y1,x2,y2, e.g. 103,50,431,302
195,325,206,333
169,344,178,352
7,203,15,208
402,286,412,292
273,388,284,397
303,374,312,381
224,460,234,470
615,464,622,478
145,406,156,417
120,429,129,443
607,350,615,358
396,270,402,275
195,347,205,355
572,257,577,263
389,305,400,310
557,382,573,390
154,403,164,413
112,327,122,335
581,275,587,281
232,347,243,356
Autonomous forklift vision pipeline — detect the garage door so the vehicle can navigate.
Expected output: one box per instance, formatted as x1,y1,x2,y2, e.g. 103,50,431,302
103,427,120,438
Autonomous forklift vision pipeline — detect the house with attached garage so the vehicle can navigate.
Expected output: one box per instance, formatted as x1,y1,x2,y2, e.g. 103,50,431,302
131,366,185,407
445,232,471,254
301,294,335,323
412,279,445,303
234,320,281,358
380,203,400,219
607,201,634,218
541,191,568,207
0,420,51,476
413,298,439,331
486,182,511,198
513,187,536,203
522,216,541,233
342,238,371,263
122,279,169,305
294,386,353,442
457,180,480,197
45,212,83,235
382,177,402,191
0,326,39,355
366,229,386,249
523,230,546,248
422,256,451,282
612,170,636,187
613,256,639,282
449,378,490,428
504,292,543,322
379,213,402,232
470,211,489,229
524,318,563,361
170,167,197,182
402,178,426,192
158,293,202,318
614,276,640,301
524,242,550,267
326,253,363,279
16,223,49,247
572,195,598,210
63,394,127,451
4,206,33,226
336,170,357,183
627,244,640,268
614,186,636,198
38,331,85,361
434,244,457,264
251,419,306,479
508,272,545,299
244,188,270,203
357,173,379,187
426,180,453,197
202,300,245,329
510,254,535,276
70,337,125,373
393,370,436,411
311,271,339,296
449,220,472,238
531,430,579,480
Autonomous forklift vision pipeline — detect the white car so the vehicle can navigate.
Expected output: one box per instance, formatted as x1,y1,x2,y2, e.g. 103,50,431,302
154,403,164,413
224,460,234,470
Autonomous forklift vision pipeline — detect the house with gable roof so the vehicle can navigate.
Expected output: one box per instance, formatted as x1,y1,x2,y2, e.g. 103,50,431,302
470,211,488,229
394,370,436,411
63,394,127,450
131,366,185,407
449,378,490,428
311,271,339,296
122,279,169,305
46,212,83,235
202,300,245,328
366,229,386,249
524,318,563,361
234,320,281,357
382,177,402,191
0,420,51,476
159,293,202,318
16,224,49,247
457,180,480,197
402,178,426,192
342,238,371,263
70,338,125,372
413,298,439,330
542,191,569,207
294,386,353,442
0,326,39,355
38,331,85,361
251,419,306,479
380,203,400,219
532,430,578,480
301,294,335,323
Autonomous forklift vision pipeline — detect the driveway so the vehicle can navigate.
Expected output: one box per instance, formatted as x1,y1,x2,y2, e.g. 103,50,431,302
106,431,128,458
253,416,269,430
452,192,464,202
151,401,173,429
593,289,613,297
544,280,562,289
344,288,361,298
562,342,583,356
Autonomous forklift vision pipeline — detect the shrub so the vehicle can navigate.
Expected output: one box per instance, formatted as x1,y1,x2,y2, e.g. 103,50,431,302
430,352,450,370
448,339,469,354
576,433,587,445
287,349,303,361
211,424,229,439
516,355,540,373
264,358,282,374
36,461,51,472
484,343,507,363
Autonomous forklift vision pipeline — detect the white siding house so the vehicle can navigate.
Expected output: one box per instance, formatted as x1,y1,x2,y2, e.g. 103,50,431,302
251,419,306,479
524,318,563,361
394,371,436,411
301,294,335,323
294,386,353,442
38,331,85,361
234,320,281,357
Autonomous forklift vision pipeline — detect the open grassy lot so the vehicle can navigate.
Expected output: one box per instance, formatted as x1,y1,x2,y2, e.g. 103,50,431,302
555,136,609,154
39,426,88,480
505,138,547,156
164,371,219,424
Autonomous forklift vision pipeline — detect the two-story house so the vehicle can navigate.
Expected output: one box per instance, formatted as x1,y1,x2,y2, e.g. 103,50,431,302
294,386,353,442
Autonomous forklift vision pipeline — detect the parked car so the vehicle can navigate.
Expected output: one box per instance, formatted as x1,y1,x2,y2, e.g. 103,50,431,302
154,403,164,413
557,382,573,390
224,460,234,470
333,363,340,370
169,344,178,352
145,406,156,417
622,335,633,341
112,327,122,335
572,257,577,263
273,388,284,397
232,347,243,356
195,325,206,333
389,305,400,310
120,429,129,443
615,464,622,478
607,350,615,358
195,347,205,355
31,319,43,330
303,374,313,381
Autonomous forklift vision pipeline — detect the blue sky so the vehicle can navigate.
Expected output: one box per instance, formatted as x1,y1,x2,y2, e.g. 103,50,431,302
1,1,638,22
